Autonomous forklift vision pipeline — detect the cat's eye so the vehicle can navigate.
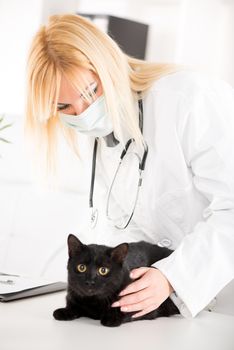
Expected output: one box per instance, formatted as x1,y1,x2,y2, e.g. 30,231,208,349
77,264,87,273
98,267,110,276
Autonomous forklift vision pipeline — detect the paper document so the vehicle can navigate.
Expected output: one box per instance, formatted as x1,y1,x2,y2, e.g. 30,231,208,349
0,272,67,302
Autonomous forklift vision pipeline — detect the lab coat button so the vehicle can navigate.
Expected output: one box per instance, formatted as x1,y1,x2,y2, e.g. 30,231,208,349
158,238,172,248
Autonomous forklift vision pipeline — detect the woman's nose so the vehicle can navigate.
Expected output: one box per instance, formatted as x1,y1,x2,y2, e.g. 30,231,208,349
73,99,90,116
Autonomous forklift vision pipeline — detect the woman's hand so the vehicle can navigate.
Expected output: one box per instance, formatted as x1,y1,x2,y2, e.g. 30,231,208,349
111,267,174,318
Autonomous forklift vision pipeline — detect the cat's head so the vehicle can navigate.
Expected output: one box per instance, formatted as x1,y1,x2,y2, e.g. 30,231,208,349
67,234,129,298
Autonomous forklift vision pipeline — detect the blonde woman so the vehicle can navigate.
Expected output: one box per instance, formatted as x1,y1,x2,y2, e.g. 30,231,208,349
26,14,234,319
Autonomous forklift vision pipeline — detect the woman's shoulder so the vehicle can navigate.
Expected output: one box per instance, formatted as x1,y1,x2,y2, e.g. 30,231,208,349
148,69,233,99
143,69,234,137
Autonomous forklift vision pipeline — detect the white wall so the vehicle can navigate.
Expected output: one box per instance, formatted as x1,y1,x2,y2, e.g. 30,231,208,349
174,0,234,85
77,0,234,86
41,0,79,24
77,0,183,62
0,0,44,115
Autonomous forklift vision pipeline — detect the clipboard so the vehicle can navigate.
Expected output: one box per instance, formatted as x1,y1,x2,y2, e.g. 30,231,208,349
0,272,67,302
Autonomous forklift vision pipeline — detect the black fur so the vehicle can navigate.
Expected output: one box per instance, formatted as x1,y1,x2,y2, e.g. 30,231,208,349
53,234,179,327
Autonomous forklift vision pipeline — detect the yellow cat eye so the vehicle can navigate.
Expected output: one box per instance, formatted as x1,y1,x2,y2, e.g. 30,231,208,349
98,267,110,276
77,264,87,273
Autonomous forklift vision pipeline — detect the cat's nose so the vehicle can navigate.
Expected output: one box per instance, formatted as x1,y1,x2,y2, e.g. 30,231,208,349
85,280,95,287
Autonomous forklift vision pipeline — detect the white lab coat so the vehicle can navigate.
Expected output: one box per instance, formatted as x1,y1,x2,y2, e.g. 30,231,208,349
88,70,234,318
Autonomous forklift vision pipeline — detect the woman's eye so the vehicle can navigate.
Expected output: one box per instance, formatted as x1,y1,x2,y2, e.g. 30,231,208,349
57,104,70,112
77,264,87,273
89,82,98,95
98,267,110,276
91,83,98,95
81,82,98,100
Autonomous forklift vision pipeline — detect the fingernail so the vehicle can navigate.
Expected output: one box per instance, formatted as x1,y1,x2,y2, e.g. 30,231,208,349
121,307,128,312
111,302,120,307
130,272,134,278
119,291,125,296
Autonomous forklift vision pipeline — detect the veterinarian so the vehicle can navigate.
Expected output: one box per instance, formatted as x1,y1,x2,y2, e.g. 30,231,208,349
26,14,234,319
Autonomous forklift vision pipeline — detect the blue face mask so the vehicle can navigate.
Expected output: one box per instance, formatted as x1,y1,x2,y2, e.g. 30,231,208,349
59,95,113,137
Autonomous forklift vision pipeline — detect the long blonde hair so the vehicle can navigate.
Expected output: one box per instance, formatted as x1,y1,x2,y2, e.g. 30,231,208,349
26,13,186,176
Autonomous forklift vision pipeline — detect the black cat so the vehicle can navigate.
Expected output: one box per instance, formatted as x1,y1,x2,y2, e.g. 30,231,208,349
53,234,179,327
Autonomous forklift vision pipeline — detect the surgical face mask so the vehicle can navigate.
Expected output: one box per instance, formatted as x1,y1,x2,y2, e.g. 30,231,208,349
59,95,113,137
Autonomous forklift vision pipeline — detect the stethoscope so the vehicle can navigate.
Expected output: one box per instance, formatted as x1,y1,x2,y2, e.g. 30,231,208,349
89,98,148,230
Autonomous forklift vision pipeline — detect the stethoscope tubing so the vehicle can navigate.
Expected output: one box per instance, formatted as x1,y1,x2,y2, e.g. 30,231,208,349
89,97,148,229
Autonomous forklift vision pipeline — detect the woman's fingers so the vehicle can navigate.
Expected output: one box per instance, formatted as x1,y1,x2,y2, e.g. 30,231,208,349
130,267,150,279
118,267,150,297
120,297,154,313
112,286,152,308
111,267,174,318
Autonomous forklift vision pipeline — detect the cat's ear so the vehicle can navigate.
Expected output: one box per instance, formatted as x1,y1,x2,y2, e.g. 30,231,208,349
110,243,129,264
67,234,83,257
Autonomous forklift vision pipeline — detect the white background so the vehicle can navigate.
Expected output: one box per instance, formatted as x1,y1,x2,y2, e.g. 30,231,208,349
0,0,234,115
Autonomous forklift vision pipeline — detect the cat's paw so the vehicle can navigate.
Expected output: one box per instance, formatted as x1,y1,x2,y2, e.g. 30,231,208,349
53,307,79,321
101,316,122,327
